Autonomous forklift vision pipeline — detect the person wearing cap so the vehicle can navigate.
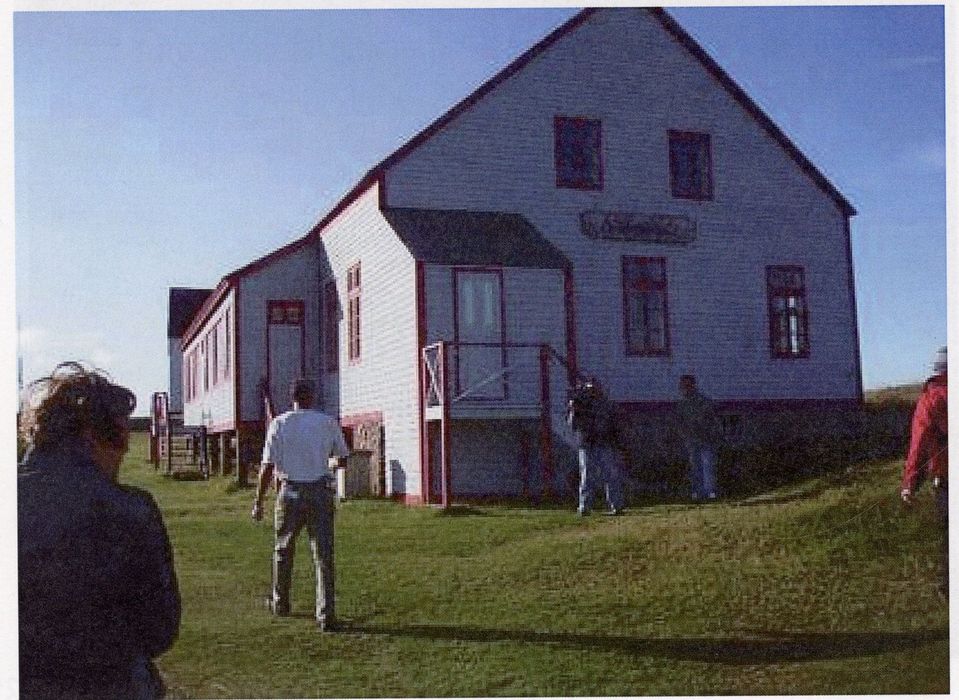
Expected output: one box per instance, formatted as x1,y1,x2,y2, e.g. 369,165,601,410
252,378,350,631
676,374,723,501
901,346,949,595
567,377,625,516
18,362,181,699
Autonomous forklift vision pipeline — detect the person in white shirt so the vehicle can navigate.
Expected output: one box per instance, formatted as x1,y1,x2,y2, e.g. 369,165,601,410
251,378,349,631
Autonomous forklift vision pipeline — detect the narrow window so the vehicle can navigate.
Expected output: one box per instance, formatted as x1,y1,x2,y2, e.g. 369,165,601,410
324,279,339,371
211,324,218,386
669,130,713,200
767,266,810,358
347,263,361,362
622,257,670,356
224,309,231,377
554,116,603,190
202,336,210,392
184,355,191,402
190,349,198,400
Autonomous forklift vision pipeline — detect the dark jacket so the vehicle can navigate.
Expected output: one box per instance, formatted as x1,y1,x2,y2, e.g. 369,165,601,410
18,446,180,699
568,386,619,447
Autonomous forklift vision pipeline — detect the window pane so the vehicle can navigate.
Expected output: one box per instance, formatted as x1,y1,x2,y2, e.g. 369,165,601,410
556,117,601,188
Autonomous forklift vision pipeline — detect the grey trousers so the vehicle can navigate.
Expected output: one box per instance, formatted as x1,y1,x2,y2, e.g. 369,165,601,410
273,480,335,623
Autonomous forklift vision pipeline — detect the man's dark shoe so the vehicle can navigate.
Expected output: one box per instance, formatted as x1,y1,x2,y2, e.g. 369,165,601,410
271,601,291,617
317,619,340,633
604,508,624,516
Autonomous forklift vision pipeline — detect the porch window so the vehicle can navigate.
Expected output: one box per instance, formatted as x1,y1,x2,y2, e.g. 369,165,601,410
324,279,339,371
347,263,361,362
622,256,670,356
555,116,603,190
669,130,713,200
767,266,810,358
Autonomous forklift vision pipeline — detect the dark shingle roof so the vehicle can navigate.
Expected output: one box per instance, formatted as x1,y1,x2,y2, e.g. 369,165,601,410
382,207,569,269
168,288,213,338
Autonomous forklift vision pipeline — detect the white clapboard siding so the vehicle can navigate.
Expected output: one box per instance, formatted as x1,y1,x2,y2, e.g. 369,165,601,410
383,8,859,403
319,183,420,497
182,289,236,430
237,246,321,422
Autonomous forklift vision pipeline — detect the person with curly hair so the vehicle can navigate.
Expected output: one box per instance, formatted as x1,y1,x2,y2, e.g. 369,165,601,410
18,362,180,699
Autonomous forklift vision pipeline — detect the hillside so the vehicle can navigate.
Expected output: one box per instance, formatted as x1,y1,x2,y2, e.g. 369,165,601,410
117,434,947,697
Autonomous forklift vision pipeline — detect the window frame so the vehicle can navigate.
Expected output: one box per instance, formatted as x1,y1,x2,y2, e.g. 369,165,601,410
621,256,671,357
766,265,811,359
347,263,361,363
224,309,231,378
668,129,713,201
554,116,604,191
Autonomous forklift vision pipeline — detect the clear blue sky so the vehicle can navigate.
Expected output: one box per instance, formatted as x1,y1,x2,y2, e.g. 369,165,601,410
12,5,948,415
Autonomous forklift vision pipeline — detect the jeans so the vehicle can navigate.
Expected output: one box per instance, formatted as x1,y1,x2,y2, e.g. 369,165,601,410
686,442,718,498
578,444,623,513
274,480,335,623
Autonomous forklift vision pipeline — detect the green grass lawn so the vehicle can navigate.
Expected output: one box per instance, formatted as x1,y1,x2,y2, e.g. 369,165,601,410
125,433,948,697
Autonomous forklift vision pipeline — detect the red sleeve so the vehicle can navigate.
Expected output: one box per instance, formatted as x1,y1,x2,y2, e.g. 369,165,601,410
902,388,939,491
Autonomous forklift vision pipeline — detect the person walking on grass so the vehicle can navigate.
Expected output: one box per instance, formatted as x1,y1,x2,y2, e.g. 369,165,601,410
18,362,181,699
568,377,625,516
901,346,948,597
676,374,722,501
252,378,350,631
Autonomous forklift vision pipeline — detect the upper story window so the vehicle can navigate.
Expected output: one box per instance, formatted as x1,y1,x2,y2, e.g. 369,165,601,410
669,130,713,200
268,300,303,325
767,265,810,359
554,116,603,190
622,256,670,356
347,263,361,363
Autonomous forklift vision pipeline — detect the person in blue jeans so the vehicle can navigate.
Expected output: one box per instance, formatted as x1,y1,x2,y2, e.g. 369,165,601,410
676,374,722,500
568,378,625,515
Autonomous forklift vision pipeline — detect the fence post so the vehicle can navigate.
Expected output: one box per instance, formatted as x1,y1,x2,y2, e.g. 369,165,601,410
539,345,554,501
198,425,209,479
440,341,452,509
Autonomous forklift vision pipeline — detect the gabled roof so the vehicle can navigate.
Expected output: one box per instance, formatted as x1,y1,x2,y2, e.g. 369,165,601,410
383,207,569,269
168,287,213,339
181,6,856,346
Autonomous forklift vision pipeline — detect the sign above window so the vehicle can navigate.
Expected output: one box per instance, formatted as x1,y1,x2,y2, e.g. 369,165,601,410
579,210,696,245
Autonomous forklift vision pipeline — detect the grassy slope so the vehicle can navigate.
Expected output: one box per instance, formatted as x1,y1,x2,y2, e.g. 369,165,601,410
124,434,948,698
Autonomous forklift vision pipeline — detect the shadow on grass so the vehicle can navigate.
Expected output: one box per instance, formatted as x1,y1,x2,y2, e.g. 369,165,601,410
342,622,947,665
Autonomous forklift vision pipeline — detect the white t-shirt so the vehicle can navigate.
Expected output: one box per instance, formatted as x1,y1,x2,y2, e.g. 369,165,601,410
261,409,350,482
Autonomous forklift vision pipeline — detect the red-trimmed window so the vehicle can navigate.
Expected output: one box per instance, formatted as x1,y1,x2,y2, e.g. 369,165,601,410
268,300,303,325
188,348,198,400
210,324,219,386
324,279,339,371
669,130,712,200
622,257,670,356
347,263,361,362
767,266,810,359
224,309,231,377
555,116,603,190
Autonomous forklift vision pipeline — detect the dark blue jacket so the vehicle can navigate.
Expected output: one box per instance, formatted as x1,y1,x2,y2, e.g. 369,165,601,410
18,446,180,698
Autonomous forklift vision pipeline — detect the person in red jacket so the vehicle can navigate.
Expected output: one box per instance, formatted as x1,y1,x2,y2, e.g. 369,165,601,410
901,346,948,595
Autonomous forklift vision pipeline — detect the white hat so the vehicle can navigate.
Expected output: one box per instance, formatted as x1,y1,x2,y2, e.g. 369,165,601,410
933,346,947,374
